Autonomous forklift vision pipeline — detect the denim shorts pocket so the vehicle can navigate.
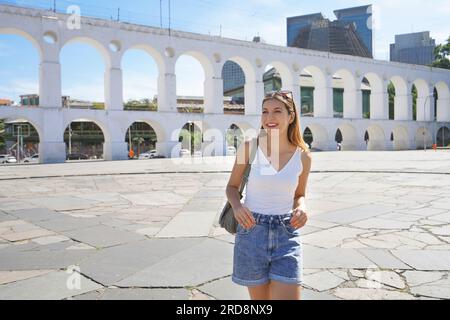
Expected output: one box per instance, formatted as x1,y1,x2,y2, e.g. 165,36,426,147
237,223,257,235
281,219,298,235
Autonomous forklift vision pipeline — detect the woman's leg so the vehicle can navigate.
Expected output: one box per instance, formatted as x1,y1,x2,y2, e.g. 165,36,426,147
248,282,271,300
269,280,302,300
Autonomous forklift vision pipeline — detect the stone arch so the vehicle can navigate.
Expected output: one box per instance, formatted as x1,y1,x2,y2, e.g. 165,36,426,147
0,27,42,59
121,44,165,75
363,73,385,119
300,66,328,117
121,46,162,107
175,50,214,79
124,118,166,143
267,61,294,88
365,124,386,150
221,57,252,112
305,123,328,150
414,127,433,149
391,125,410,150
335,123,358,150
413,78,432,121
389,76,409,120
333,68,358,119
63,117,111,143
435,81,450,122
436,126,450,147
61,36,111,68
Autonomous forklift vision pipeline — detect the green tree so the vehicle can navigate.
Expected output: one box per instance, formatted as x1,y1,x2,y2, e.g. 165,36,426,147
388,82,395,120
431,36,450,69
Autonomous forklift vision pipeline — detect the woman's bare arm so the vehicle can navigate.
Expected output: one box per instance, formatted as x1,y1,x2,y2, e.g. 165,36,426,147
225,140,256,229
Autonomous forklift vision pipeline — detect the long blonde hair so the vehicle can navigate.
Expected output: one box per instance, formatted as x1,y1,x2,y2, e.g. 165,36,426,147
260,92,310,152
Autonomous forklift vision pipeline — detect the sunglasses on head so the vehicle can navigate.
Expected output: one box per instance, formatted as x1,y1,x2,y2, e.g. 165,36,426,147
264,90,294,100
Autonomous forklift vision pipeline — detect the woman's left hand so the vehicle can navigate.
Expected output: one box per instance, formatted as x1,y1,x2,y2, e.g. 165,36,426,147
290,207,308,229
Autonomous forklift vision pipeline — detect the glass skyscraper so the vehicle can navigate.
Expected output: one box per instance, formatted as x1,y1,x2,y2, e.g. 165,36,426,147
287,5,373,57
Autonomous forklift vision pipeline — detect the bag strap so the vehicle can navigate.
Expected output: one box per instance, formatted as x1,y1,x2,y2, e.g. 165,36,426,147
239,137,259,196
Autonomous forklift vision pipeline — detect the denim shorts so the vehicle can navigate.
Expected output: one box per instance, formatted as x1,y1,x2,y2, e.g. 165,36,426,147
232,211,303,287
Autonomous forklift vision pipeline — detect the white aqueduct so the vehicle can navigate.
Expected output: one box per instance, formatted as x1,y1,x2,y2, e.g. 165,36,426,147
0,4,449,163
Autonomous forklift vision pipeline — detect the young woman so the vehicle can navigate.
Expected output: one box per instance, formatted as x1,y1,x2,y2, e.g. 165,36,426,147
225,90,312,300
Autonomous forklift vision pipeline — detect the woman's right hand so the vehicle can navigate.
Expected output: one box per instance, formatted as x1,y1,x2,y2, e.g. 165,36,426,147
233,205,256,230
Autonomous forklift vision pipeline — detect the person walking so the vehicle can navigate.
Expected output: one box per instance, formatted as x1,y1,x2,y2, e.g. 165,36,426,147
225,90,312,300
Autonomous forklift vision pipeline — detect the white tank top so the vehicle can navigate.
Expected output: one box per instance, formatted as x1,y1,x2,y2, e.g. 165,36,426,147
243,144,303,215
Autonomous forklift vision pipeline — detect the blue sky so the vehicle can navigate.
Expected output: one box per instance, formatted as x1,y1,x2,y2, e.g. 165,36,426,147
0,0,449,103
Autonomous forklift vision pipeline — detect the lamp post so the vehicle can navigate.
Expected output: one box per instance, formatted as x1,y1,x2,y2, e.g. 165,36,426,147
423,93,434,151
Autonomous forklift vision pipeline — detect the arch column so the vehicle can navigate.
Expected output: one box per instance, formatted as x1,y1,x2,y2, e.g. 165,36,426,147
40,44,62,108
39,109,66,163
105,64,123,111
437,98,450,122
394,94,413,121
344,77,363,119
204,76,224,114
416,96,433,122
103,141,128,161
103,120,127,161
370,80,389,120
158,72,177,112
313,76,333,118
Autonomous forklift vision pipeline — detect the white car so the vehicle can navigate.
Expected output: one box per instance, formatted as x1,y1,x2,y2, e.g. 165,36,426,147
226,146,236,156
24,154,39,163
179,149,191,157
138,150,159,160
0,154,17,164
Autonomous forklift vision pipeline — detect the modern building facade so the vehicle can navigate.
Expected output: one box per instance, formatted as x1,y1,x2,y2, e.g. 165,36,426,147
390,31,436,66
287,5,373,58
334,5,373,55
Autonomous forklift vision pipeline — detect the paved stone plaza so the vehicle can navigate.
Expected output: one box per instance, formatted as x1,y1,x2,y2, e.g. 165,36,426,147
0,150,449,300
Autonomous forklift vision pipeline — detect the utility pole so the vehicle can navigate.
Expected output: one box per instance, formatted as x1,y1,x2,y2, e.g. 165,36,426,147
160,0,163,28
117,8,120,21
168,0,171,36
53,0,56,12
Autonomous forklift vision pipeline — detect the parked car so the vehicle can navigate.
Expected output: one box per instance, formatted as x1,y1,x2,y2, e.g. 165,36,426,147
66,153,89,160
23,154,39,163
179,149,191,157
0,154,17,164
138,150,159,160
226,146,236,156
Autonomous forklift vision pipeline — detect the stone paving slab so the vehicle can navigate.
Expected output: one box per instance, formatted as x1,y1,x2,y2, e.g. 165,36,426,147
156,211,217,238
304,246,376,269
78,238,203,286
33,216,104,233
0,248,96,271
357,249,413,269
0,270,102,300
62,225,146,248
6,208,61,222
27,196,100,211
391,250,450,270
312,203,398,225
116,238,233,287
72,288,191,300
